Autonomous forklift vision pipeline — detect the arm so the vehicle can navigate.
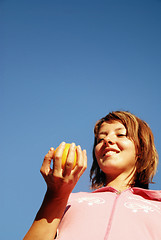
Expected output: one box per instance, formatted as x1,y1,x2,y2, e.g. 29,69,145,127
23,142,87,240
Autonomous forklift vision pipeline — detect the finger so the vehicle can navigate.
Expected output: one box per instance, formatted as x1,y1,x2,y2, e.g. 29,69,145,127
77,149,87,177
40,147,55,177
53,142,66,174
63,143,76,177
76,145,83,169
82,149,87,170
73,148,87,178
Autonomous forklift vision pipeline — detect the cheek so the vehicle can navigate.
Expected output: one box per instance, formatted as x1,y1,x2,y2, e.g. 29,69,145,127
128,141,136,155
94,145,99,159
118,140,136,158
124,141,136,159
120,139,134,149
94,144,102,159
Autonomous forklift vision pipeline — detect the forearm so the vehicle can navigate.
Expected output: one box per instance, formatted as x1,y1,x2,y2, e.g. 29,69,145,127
23,191,69,240
24,143,87,240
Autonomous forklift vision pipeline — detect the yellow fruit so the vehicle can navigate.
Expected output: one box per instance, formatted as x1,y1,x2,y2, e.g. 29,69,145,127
54,143,77,169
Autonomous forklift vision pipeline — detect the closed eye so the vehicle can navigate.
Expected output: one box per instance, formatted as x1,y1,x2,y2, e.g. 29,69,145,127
97,138,104,143
117,134,126,137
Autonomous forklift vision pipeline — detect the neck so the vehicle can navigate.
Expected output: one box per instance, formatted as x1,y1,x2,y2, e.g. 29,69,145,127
105,173,133,192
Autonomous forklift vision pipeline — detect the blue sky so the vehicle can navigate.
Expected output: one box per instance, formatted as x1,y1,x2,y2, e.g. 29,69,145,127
1,0,161,239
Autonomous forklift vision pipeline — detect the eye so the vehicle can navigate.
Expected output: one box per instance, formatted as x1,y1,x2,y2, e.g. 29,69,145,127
97,138,104,143
117,134,126,137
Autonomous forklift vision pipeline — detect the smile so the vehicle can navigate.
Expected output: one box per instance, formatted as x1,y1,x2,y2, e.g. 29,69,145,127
103,151,118,157
102,148,120,158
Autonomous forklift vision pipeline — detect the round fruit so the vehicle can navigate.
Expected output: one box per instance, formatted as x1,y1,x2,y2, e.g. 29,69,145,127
54,143,77,169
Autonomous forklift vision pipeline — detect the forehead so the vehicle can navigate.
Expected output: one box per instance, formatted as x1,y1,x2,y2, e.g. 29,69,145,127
98,121,126,134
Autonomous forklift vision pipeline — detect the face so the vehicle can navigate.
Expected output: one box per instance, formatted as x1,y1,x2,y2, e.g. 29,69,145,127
95,121,137,179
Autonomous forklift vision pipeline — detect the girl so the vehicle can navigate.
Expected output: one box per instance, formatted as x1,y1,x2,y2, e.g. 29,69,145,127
24,111,161,240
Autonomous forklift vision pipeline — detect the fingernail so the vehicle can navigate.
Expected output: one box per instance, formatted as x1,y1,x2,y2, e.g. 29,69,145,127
71,143,75,148
77,145,81,150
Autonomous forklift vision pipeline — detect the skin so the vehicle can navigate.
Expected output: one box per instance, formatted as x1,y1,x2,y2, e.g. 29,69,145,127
23,142,87,240
95,121,137,191
24,121,137,239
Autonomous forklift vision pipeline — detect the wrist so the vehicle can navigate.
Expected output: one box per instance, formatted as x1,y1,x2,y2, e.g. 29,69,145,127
35,189,70,222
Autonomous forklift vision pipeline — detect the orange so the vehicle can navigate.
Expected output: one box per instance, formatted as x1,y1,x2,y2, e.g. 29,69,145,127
54,143,77,169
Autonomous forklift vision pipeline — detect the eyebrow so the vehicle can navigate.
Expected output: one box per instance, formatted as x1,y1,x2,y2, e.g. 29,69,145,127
99,127,126,135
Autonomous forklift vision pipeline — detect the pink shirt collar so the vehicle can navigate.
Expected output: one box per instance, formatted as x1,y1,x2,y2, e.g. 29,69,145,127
92,186,161,201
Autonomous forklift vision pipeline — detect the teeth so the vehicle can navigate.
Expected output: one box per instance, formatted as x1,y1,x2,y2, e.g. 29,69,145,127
104,151,117,156
108,151,116,154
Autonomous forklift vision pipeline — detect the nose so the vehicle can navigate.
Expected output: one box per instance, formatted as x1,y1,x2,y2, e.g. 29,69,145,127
103,135,115,145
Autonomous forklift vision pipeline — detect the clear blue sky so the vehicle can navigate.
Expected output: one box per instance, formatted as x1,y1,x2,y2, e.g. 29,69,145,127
1,0,161,239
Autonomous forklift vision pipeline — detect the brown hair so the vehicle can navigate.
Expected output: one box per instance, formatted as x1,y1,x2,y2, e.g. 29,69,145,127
90,111,159,189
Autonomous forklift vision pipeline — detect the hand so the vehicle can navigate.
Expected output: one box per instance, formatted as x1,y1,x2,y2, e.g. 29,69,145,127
40,142,87,199
23,142,87,240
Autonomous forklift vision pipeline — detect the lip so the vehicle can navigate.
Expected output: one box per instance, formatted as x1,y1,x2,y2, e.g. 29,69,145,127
103,148,120,157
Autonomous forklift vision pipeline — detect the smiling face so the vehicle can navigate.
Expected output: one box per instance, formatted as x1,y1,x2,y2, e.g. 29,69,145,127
95,121,137,181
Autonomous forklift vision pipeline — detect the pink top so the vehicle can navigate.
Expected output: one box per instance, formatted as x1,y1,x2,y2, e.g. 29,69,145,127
56,187,161,239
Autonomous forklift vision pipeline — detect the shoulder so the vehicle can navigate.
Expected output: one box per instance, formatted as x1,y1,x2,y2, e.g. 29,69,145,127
132,187,161,201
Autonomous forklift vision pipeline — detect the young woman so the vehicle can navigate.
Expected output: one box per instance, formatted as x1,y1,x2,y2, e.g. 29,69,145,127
24,111,161,240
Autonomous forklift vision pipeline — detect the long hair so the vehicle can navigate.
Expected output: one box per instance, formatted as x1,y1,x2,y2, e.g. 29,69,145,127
90,111,159,189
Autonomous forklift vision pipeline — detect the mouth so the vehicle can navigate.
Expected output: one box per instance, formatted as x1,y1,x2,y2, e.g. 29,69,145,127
103,148,120,158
